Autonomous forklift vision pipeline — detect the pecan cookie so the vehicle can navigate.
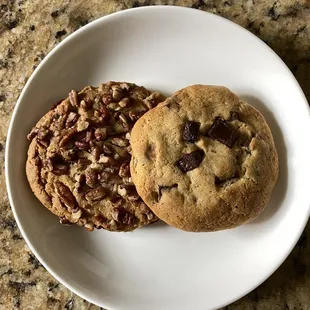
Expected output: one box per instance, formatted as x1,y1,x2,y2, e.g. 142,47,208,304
26,81,165,231
130,85,279,232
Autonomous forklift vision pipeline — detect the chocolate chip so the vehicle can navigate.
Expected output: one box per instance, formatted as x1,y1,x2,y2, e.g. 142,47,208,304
183,121,200,142
158,184,178,201
208,118,237,148
176,150,204,172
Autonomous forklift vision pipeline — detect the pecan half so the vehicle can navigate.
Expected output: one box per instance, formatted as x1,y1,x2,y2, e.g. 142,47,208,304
54,181,77,210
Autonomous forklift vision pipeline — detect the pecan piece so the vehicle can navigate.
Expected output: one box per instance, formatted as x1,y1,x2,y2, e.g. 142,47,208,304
59,217,71,225
112,207,135,225
52,163,69,175
119,97,131,108
80,98,92,110
127,192,140,202
119,82,133,91
71,208,83,221
54,181,77,210
102,93,113,105
98,155,114,164
119,162,130,178
118,113,130,129
85,169,98,188
85,222,94,231
59,128,77,147
128,110,143,123
94,128,107,141
74,141,89,150
102,144,113,155
65,112,79,128
117,185,127,197
61,148,76,161
69,90,79,107
111,137,129,147
107,102,121,111
91,145,101,161
74,174,85,193
85,186,107,202
99,171,110,182
77,158,92,168
111,85,125,101
95,106,110,123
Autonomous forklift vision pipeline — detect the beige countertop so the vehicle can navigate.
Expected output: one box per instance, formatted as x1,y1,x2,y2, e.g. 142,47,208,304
0,0,310,309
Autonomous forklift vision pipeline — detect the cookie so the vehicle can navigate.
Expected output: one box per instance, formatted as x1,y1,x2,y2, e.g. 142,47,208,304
130,85,279,232
26,81,165,231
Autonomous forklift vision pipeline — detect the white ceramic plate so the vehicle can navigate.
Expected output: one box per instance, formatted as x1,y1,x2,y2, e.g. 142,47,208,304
5,6,310,310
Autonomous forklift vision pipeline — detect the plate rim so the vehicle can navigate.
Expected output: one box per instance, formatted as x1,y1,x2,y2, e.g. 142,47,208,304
5,5,310,309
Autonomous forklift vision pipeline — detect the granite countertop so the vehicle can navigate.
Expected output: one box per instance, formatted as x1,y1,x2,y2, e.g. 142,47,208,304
0,0,309,309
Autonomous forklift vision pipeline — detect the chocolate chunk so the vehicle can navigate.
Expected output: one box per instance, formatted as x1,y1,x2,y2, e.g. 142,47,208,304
176,150,204,172
183,121,200,143
158,184,178,201
208,118,237,148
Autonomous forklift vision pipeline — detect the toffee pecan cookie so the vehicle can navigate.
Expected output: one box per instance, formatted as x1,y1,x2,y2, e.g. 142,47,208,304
26,81,165,231
130,85,279,232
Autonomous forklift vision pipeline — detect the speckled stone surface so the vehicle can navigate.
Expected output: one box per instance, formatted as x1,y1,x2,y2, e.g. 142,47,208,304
0,0,309,309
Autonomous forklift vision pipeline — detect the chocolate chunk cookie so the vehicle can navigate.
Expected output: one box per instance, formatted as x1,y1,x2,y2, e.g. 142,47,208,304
26,81,165,231
130,85,279,232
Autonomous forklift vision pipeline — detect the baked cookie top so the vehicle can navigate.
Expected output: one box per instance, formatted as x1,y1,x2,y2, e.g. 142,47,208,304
26,81,165,232
130,85,279,232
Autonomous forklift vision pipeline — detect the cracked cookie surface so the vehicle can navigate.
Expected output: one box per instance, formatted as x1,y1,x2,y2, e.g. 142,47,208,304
130,85,279,232
26,81,165,232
